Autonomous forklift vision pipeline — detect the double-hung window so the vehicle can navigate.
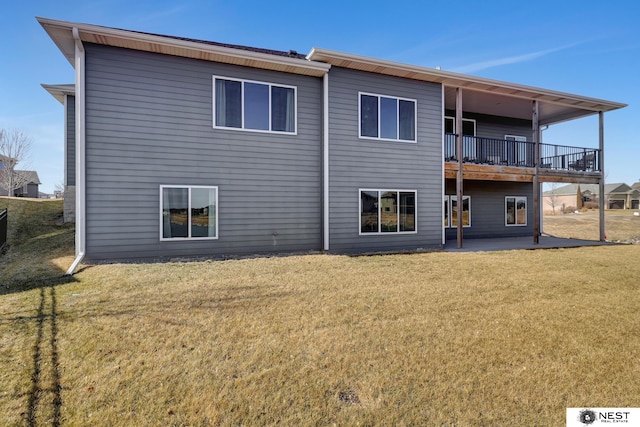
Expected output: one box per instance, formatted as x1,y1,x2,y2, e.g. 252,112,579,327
505,196,527,226
161,186,218,240
360,190,416,234
359,93,416,142
213,77,296,133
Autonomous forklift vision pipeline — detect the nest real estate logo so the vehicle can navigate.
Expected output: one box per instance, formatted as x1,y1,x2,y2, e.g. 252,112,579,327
567,408,639,426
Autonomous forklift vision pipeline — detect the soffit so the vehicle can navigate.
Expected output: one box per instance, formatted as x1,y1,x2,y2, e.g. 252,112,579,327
41,83,75,104
308,48,626,125
37,17,331,78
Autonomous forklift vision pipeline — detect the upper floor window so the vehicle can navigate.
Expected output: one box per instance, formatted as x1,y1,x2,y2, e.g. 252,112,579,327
213,77,296,133
444,117,476,136
359,93,416,142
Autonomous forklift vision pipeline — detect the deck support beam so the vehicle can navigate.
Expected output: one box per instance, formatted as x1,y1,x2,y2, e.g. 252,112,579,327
532,100,540,244
456,88,463,248
599,111,605,241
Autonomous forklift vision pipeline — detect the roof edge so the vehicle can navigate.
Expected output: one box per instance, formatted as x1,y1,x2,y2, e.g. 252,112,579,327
42,83,75,105
307,47,627,113
37,17,331,77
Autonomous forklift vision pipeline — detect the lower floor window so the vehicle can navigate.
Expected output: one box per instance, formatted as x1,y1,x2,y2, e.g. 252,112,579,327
505,196,527,226
161,186,218,240
360,190,416,234
444,195,470,227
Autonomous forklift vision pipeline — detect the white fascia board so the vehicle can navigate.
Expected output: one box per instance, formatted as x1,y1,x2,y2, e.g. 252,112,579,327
41,83,75,105
307,47,627,113
38,17,331,76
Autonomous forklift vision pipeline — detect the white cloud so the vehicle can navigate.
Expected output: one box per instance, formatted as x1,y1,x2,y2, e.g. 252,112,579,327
451,43,580,74
126,5,189,27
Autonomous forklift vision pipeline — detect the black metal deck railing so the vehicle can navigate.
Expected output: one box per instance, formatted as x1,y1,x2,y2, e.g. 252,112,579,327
539,143,600,172
445,133,601,173
0,208,7,253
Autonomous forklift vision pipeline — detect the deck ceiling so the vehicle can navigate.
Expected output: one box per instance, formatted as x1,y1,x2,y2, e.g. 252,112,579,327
442,87,607,125
308,48,626,126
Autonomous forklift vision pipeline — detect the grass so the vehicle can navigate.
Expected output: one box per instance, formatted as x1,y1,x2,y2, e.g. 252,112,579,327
544,209,640,241
1,199,639,425
0,197,75,293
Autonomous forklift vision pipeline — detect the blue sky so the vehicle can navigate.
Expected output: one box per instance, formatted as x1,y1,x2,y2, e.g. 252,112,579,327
2,0,639,193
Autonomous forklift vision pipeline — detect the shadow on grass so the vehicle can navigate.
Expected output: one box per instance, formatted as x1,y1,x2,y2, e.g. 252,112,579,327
24,283,63,427
3,272,76,426
0,199,78,424
6,271,77,427
0,225,76,296
1,238,76,423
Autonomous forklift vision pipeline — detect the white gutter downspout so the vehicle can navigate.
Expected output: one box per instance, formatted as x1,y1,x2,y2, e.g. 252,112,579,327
322,72,330,251
66,27,86,275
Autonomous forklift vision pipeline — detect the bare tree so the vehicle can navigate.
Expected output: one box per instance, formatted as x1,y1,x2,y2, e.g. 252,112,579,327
545,182,560,215
54,180,64,198
0,129,32,196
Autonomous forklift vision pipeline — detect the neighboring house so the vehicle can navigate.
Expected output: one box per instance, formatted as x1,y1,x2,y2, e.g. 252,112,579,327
0,162,41,198
39,18,626,264
543,183,640,211
11,171,41,198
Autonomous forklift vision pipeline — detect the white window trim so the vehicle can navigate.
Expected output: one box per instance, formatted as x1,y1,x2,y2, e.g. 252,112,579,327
212,75,298,135
358,92,417,143
443,195,449,228
160,185,219,241
444,116,476,135
505,134,527,142
505,196,527,227
358,189,418,235
444,195,471,228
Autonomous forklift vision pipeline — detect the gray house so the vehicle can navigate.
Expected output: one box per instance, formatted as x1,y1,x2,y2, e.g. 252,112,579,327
0,156,41,198
543,183,640,211
39,18,626,271
11,171,41,198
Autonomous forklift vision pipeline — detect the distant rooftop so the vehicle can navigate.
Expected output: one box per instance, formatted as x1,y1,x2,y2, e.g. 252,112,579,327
543,183,636,196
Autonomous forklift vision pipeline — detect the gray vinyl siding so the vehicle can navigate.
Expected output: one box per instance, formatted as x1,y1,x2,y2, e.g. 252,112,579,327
445,180,533,239
475,115,531,141
446,110,532,140
65,94,76,186
328,67,443,252
84,44,322,259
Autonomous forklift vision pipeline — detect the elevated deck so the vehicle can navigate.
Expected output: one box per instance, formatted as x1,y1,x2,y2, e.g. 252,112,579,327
445,133,602,183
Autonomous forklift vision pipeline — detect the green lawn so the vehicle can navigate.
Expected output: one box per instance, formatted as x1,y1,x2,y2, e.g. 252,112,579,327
1,198,639,426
